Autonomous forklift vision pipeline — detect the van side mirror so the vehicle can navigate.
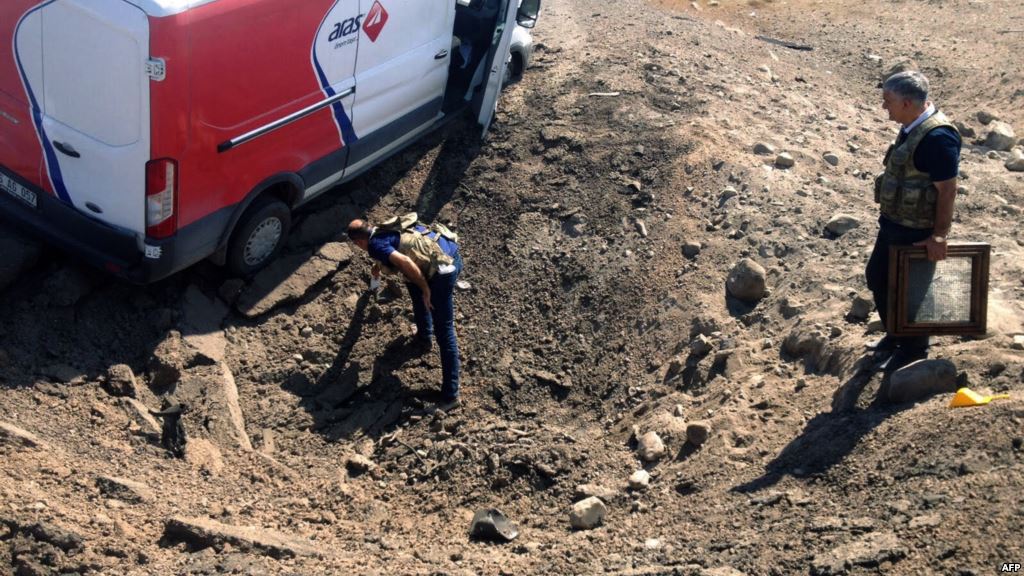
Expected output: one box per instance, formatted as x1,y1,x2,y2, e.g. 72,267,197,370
516,0,540,28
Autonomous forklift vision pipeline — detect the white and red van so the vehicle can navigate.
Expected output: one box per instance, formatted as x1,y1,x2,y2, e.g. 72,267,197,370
0,0,539,281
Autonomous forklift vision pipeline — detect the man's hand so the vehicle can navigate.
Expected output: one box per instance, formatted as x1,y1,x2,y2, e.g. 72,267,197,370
914,235,947,261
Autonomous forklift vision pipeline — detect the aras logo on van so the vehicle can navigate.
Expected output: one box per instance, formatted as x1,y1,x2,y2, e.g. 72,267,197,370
362,1,389,42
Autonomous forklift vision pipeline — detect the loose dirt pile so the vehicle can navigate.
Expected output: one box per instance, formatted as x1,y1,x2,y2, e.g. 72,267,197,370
2,0,1024,574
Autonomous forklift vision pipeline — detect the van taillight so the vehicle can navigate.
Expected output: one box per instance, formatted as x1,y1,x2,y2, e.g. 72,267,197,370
146,158,177,239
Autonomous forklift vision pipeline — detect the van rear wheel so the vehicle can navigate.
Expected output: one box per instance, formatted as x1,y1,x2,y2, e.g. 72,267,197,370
226,196,291,277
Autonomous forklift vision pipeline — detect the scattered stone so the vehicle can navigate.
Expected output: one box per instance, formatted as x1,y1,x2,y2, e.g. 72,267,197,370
575,484,619,502
118,398,161,435
753,142,776,156
774,152,795,168
637,431,666,462
823,152,840,166
811,531,906,575
635,219,648,238
1011,335,1024,351
469,509,519,542
686,421,712,447
909,514,942,529
887,359,958,404
976,110,998,125
0,421,45,449
825,214,861,237
984,121,1016,151
690,334,713,357
345,454,376,475
953,121,976,138
849,293,874,321
682,241,702,259
726,258,767,303
96,476,154,504
629,470,651,490
569,497,607,530
164,517,320,558
103,364,138,398
148,331,197,390
702,568,747,576
1005,149,1024,172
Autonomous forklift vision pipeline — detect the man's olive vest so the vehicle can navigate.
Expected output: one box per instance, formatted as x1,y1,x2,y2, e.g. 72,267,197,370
873,111,959,229
375,213,457,279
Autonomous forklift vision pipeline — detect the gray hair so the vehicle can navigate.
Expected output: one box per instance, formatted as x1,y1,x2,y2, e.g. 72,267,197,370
883,71,929,105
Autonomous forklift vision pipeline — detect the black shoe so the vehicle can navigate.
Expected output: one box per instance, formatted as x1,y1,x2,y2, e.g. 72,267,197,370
435,396,462,413
883,347,928,373
866,335,899,352
409,336,433,355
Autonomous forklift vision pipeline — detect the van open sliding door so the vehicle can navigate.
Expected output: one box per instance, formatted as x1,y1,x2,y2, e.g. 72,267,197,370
474,0,518,135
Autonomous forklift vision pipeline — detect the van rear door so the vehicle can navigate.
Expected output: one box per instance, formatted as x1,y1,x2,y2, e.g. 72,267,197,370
36,0,149,240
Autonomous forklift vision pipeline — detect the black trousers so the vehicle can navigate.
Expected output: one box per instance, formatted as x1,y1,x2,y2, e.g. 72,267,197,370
865,216,932,351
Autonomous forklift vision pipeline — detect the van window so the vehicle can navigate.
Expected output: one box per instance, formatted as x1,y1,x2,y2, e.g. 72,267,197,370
41,2,144,147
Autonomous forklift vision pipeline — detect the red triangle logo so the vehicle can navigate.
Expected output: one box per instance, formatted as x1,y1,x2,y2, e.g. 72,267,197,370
363,1,389,42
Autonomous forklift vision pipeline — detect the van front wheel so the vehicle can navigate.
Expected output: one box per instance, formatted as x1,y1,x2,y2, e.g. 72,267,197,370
226,197,291,277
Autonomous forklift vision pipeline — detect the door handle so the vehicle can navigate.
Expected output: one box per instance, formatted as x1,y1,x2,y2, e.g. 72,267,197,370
434,49,449,60
53,141,80,158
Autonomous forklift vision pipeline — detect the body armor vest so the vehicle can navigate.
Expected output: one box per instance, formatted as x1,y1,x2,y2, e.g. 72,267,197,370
375,214,457,279
873,111,959,229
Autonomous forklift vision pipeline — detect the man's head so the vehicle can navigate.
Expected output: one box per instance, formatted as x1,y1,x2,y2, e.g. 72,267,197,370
346,219,372,251
882,71,930,126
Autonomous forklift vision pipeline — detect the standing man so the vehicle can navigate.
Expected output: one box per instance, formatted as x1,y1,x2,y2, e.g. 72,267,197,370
866,70,961,370
347,215,463,409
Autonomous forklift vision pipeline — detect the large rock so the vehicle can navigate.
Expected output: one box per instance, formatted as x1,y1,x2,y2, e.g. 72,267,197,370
1005,149,1024,172
574,484,619,502
0,421,46,449
887,359,958,404
686,421,712,447
984,121,1016,151
636,431,666,462
237,243,353,317
104,364,138,398
41,265,97,307
0,225,41,293
811,532,906,575
726,258,767,303
774,152,795,168
848,293,874,321
569,497,607,530
96,475,154,504
825,214,861,237
164,517,320,558
148,330,199,390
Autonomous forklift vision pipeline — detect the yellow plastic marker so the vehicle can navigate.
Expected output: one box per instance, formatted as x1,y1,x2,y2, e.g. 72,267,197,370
949,387,1011,408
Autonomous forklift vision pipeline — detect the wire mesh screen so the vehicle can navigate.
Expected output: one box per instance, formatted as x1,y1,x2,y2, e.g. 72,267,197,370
889,243,990,336
905,256,973,323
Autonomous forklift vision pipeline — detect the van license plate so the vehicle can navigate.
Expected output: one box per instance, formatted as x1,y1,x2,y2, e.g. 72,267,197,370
0,173,37,208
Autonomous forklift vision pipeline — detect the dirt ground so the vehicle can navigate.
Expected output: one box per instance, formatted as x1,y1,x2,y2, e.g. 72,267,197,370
2,0,1024,574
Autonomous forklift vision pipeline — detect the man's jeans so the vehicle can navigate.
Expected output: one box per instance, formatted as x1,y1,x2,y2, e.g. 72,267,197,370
406,251,463,400
865,216,932,351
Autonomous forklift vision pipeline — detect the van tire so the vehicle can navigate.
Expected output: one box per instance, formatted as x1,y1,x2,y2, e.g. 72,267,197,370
226,196,291,277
